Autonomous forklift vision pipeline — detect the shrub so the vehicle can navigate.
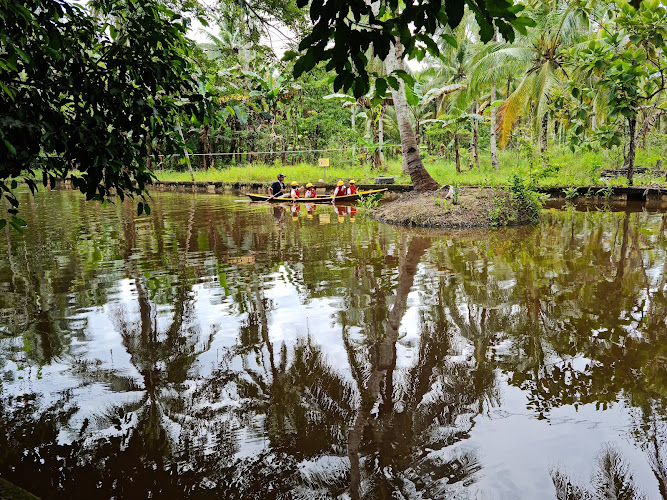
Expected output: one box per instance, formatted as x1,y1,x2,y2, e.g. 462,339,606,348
508,174,542,224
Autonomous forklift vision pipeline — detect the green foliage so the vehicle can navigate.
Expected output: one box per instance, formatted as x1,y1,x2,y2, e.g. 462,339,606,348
486,174,541,227
563,187,578,200
567,0,667,181
452,181,460,205
358,194,381,210
488,196,506,227
0,0,201,223
291,0,534,97
508,173,542,224
596,184,613,199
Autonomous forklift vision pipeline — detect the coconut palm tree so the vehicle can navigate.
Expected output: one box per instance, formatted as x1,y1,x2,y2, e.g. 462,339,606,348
385,39,440,191
471,1,592,160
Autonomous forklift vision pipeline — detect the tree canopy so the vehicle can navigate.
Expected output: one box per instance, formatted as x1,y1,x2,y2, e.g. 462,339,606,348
0,0,202,227
290,0,535,98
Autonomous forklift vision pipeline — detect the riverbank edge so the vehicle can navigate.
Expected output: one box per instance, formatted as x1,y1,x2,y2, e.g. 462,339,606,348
52,179,667,202
0,477,40,500
370,188,542,229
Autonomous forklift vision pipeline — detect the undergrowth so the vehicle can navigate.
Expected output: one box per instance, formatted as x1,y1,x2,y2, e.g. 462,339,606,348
152,144,667,188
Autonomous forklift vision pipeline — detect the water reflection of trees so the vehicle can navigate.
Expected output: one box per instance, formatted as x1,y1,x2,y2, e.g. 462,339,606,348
4,191,667,498
214,234,500,498
0,197,227,498
425,211,667,421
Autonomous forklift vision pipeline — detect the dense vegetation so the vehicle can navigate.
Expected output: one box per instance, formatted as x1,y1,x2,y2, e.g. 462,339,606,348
1,0,666,223
159,0,667,189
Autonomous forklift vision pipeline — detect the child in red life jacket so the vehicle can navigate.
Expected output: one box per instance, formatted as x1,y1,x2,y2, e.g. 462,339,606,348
333,180,347,196
290,181,301,201
304,183,317,198
348,180,358,194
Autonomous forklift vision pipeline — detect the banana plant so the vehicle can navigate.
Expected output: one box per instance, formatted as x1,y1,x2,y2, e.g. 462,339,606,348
241,67,301,122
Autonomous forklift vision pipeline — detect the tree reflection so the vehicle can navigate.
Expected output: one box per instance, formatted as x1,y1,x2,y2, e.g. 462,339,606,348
212,233,499,498
427,211,667,421
233,281,357,457
551,445,646,500
4,190,667,498
338,234,496,498
0,199,226,499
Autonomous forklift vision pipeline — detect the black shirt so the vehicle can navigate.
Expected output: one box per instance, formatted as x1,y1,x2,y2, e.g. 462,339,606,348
270,180,285,196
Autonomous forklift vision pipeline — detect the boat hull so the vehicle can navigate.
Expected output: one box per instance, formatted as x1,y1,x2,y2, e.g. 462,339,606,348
246,189,387,204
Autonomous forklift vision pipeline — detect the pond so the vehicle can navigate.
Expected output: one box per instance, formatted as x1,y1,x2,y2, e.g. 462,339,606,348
1,189,666,499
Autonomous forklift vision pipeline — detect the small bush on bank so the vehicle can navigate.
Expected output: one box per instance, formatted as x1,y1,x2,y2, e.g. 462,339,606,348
508,174,543,224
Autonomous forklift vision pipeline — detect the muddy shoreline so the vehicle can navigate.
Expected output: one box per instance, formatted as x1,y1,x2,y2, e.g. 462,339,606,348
370,188,538,229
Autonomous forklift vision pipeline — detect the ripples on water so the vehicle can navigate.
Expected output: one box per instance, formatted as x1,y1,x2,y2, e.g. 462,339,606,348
1,189,667,499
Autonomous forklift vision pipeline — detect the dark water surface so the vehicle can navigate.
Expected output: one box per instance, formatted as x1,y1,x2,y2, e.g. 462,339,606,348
1,190,667,499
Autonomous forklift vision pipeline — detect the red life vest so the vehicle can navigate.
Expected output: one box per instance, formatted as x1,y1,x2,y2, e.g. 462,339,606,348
334,186,347,196
348,185,357,194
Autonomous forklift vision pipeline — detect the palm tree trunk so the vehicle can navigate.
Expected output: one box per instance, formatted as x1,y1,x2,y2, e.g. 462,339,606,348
385,37,438,191
361,96,381,169
351,102,356,159
176,118,195,181
454,133,461,173
490,83,499,169
540,112,548,166
623,117,637,186
472,104,480,169
378,102,385,166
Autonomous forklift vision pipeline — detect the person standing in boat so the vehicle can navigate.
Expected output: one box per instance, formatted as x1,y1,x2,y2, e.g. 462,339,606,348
331,180,347,203
268,173,287,198
290,181,301,201
348,180,357,195
304,183,317,198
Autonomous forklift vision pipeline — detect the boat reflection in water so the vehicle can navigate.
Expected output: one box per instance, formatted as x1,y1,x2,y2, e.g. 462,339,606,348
1,190,667,498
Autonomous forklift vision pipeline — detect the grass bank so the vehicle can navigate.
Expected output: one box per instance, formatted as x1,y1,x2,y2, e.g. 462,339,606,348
153,145,666,188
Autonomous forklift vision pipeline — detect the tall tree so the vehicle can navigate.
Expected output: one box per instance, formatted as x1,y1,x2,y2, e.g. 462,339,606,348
570,0,667,185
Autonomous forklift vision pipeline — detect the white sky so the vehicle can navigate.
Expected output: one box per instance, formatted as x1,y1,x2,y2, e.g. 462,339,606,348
188,16,295,59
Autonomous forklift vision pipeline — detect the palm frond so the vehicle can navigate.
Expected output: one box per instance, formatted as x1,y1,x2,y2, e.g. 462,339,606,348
470,45,533,90
497,73,535,148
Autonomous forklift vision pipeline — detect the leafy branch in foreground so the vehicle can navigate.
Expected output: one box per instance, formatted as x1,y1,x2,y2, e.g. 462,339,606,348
289,0,534,98
0,0,205,223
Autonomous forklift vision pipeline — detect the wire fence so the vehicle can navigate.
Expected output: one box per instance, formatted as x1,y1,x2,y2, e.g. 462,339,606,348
159,145,402,157
157,145,405,170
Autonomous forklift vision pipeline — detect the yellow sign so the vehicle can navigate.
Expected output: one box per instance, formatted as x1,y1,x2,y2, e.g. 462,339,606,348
318,158,330,167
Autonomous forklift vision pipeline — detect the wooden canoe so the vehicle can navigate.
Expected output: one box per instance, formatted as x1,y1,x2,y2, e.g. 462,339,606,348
246,188,388,204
